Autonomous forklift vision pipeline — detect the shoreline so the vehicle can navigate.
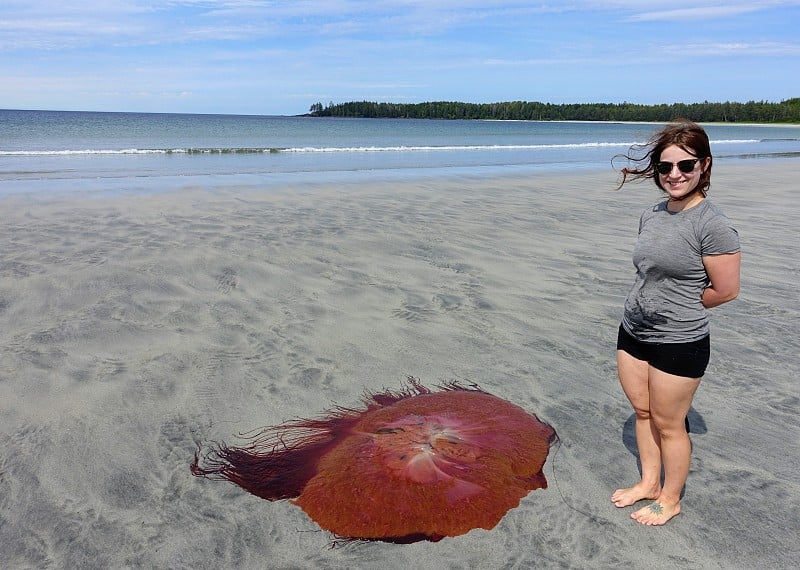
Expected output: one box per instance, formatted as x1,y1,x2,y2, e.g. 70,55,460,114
3,154,799,203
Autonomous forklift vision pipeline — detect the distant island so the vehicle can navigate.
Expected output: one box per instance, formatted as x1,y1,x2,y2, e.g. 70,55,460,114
306,99,800,123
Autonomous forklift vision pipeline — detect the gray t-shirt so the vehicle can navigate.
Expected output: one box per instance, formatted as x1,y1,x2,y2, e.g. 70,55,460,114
622,199,740,343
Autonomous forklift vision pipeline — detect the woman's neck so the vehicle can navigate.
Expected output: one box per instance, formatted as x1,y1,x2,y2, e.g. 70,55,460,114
667,189,705,212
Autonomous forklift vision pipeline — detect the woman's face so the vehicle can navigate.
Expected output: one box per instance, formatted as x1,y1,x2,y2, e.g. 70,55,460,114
656,144,708,201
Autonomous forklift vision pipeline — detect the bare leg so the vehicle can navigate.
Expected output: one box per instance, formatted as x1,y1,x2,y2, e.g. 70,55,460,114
631,368,700,526
611,350,662,507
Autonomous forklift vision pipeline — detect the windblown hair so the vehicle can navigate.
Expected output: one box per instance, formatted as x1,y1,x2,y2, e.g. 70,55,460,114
614,119,713,194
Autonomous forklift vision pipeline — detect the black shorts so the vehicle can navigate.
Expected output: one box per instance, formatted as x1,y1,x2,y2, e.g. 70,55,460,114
617,325,710,378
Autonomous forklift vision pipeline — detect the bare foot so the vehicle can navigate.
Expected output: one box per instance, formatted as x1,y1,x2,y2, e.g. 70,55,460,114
611,483,660,508
631,500,681,526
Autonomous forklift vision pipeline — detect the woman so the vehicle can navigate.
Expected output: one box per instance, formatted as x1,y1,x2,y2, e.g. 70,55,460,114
611,120,741,525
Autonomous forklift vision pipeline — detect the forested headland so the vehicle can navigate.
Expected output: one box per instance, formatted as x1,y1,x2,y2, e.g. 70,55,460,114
306,99,800,123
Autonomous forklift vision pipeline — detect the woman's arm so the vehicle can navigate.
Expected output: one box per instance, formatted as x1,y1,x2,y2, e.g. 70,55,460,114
702,252,741,308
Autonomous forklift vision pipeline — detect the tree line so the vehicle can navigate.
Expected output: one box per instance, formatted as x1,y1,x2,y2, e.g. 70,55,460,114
307,99,800,123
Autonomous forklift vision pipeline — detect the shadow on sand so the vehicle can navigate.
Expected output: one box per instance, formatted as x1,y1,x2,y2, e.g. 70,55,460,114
621,407,708,496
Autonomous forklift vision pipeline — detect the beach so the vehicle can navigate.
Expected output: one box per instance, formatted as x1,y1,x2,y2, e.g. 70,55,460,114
1,161,798,569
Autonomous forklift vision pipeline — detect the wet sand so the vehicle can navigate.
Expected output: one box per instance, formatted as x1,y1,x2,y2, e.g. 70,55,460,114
1,162,797,568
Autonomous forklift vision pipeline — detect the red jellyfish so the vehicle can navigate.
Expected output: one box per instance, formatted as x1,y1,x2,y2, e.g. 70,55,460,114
191,379,557,543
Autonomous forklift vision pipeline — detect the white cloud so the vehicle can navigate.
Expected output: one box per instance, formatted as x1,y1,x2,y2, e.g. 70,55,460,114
660,41,800,56
624,5,762,22
0,1,585,51
546,0,798,23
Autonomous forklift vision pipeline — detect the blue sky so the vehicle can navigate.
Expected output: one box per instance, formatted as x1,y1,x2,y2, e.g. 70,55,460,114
1,1,798,116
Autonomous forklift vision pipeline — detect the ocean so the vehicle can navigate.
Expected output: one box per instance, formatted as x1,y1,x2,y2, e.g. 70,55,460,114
2,109,799,197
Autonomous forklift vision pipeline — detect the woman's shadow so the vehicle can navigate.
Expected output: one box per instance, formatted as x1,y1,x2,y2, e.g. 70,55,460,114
622,407,708,486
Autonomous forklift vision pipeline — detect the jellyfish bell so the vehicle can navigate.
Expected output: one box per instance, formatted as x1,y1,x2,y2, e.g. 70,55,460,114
191,379,556,543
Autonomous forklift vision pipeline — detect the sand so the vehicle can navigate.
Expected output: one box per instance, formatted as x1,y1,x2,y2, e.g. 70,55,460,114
1,162,797,569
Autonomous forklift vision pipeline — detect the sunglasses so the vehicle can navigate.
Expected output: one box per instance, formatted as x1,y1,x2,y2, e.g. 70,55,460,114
655,158,701,175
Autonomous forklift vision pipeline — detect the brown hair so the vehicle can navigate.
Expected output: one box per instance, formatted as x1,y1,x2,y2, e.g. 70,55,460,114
615,119,712,194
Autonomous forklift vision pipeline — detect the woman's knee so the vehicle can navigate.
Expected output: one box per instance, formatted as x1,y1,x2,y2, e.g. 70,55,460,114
651,414,688,438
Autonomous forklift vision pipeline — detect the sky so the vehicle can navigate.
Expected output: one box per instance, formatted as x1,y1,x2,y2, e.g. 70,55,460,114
1,1,799,116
